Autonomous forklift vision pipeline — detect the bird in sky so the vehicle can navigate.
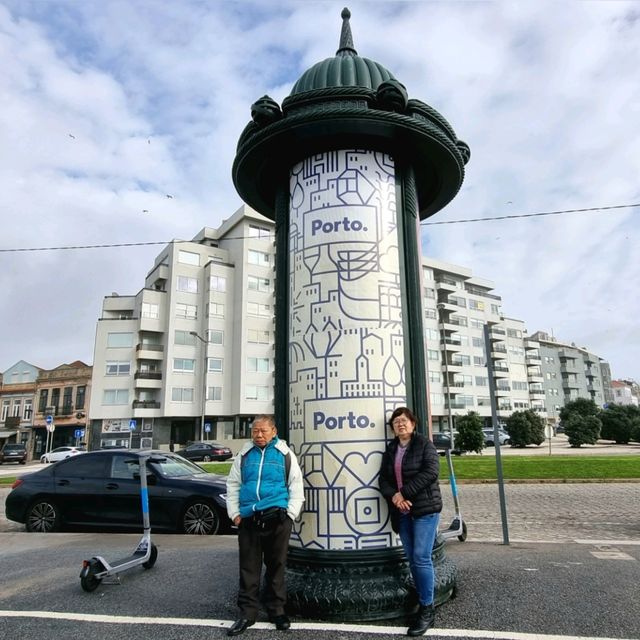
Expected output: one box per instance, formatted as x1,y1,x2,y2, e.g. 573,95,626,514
166,194,173,199
142,209,149,213
68,133,76,139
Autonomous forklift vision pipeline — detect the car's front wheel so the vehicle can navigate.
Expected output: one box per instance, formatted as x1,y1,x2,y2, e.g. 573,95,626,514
182,500,221,535
202,455,212,462
26,499,61,532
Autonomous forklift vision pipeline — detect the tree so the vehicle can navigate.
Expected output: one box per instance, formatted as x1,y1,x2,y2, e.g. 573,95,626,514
505,409,545,447
559,398,600,424
600,404,638,444
564,412,601,447
455,411,485,454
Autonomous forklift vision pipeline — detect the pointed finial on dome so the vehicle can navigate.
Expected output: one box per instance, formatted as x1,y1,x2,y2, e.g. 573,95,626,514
336,7,357,56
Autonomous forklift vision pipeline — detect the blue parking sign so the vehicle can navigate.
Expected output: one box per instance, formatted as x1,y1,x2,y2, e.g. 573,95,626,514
129,419,137,430
204,423,211,433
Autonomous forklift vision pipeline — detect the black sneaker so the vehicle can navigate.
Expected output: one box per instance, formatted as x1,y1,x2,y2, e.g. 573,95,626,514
270,614,291,631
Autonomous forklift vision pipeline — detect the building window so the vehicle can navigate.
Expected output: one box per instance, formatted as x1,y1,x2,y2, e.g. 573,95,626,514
177,276,198,293
176,303,197,319
475,377,488,386
245,385,270,401
210,275,226,292
470,318,484,329
141,302,159,319
477,397,491,407
208,302,224,317
178,250,200,266
24,399,33,420
173,358,196,373
207,330,224,345
512,381,529,391
247,357,270,373
458,395,474,407
429,371,441,383
425,329,439,341
50,389,60,413
171,387,194,402
248,329,270,343
507,328,522,338
62,387,73,414
469,299,485,311
103,389,129,405
248,275,270,292
107,332,133,348
452,354,471,366
472,337,484,348
207,386,222,401
208,358,223,373
249,224,271,238
423,268,434,281
473,356,486,367
106,361,131,376
491,304,501,315
248,302,271,317
427,349,440,361
430,393,444,406
76,386,86,410
424,287,436,299
248,249,270,266
1,400,9,421
424,308,436,319
38,389,48,413
11,400,21,417
175,330,197,346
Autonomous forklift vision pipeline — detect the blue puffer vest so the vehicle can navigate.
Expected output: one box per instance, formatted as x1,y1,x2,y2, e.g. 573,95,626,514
239,437,289,518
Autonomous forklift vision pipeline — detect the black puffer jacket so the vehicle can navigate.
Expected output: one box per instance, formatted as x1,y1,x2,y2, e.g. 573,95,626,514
379,433,442,523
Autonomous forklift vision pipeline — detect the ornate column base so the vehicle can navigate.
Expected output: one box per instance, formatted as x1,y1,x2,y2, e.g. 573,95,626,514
286,536,456,622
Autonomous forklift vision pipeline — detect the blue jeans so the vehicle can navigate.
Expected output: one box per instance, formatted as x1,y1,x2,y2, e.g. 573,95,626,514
398,512,440,606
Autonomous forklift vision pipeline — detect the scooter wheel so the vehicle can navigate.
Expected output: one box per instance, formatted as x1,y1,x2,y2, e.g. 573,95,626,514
80,560,103,592
457,521,468,543
143,543,158,569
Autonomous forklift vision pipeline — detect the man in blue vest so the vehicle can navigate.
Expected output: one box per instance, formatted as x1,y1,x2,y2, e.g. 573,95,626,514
226,415,304,636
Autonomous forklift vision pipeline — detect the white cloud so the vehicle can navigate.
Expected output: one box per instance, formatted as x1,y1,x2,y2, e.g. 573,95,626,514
0,0,638,382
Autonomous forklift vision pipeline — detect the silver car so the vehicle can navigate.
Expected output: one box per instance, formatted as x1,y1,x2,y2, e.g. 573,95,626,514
482,428,511,447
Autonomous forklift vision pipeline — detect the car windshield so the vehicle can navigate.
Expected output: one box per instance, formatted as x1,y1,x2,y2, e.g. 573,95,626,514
150,454,207,478
3,444,24,451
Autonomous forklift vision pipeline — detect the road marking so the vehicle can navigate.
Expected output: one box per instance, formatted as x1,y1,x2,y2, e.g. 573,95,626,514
0,610,637,640
590,551,635,560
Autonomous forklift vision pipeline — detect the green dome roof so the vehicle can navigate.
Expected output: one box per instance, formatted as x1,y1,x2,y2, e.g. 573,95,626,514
290,8,395,95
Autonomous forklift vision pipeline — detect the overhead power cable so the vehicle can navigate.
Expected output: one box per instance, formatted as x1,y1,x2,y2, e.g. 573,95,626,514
0,202,637,253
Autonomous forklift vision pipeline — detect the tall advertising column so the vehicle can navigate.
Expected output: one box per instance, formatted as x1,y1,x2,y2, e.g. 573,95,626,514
287,149,405,553
232,8,469,621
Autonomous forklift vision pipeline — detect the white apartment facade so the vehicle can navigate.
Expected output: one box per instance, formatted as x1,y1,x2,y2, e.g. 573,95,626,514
89,205,275,450
89,206,610,449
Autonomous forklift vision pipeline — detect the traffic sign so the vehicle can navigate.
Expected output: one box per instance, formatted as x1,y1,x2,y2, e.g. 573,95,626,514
204,423,211,433
129,419,137,431
45,415,53,425
46,424,56,433
74,429,82,439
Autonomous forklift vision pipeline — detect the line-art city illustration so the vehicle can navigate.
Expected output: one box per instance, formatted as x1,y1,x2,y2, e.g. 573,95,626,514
288,149,410,550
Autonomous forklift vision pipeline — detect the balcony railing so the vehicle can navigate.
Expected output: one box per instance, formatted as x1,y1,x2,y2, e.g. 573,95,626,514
136,343,164,352
134,371,162,380
132,400,161,409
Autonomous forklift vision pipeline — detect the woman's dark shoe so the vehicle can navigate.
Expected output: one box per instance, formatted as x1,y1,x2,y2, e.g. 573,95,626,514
407,604,435,636
269,614,291,630
227,618,255,636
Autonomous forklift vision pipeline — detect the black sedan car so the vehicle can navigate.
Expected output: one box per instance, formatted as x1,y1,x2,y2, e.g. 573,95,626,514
431,432,462,456
176,441,232,462
5,450,231,535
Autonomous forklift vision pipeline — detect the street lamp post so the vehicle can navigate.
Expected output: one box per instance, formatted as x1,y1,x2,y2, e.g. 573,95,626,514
189,331,207,442
437,303,455,449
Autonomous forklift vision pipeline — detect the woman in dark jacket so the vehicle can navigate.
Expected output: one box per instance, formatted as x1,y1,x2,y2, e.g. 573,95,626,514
379,407,442,637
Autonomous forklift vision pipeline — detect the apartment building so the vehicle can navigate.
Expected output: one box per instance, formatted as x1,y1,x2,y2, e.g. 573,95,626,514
89,206,612,449
529,331,608,421
0,360,39,452
88,205,275,450
610,380,639,407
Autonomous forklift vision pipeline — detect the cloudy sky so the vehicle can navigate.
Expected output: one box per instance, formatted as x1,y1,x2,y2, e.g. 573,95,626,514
1,0,638,381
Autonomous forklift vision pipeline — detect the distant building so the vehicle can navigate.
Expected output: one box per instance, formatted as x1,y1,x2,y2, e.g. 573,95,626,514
88,206,616,450
610,380,639,407
32,361,93,458
0,360,39,456
529,331,609,419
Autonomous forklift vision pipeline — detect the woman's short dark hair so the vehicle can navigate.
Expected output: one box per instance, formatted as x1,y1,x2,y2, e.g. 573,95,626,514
388,406,418,429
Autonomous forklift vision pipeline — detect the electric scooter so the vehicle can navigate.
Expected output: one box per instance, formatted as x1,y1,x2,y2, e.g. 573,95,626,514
440,449,467,542
80,452,159,591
